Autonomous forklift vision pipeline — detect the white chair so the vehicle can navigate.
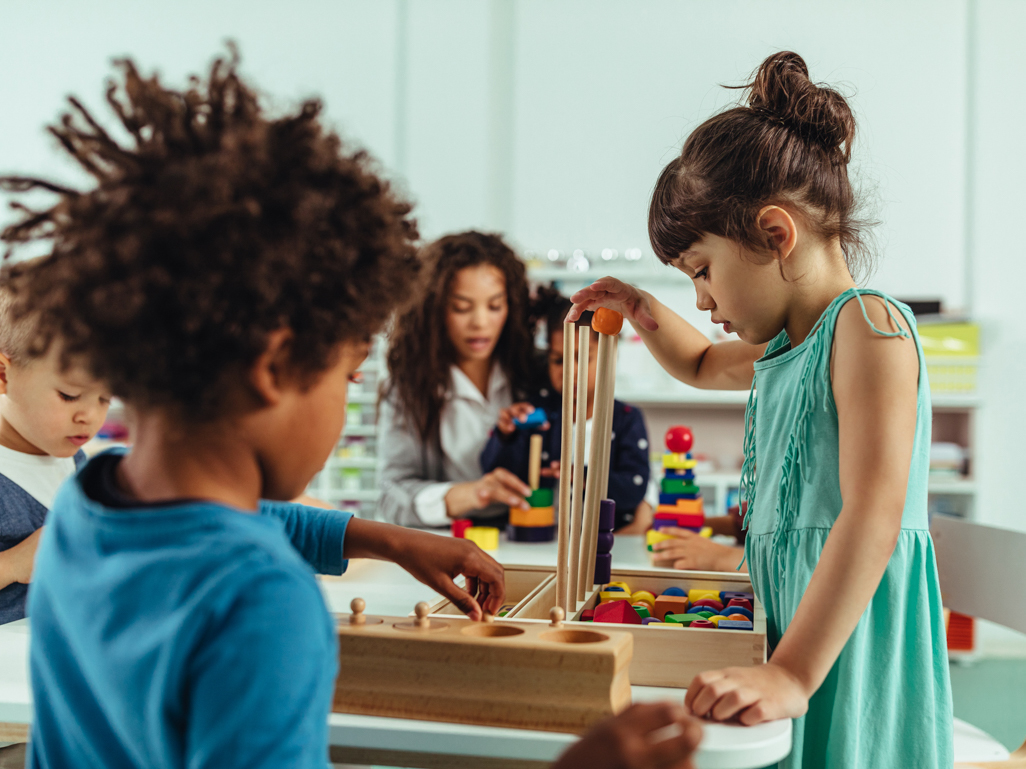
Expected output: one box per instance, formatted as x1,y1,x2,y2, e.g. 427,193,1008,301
932,515,1026,768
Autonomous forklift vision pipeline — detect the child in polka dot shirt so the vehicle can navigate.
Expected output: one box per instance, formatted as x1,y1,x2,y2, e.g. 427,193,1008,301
480,299,652,533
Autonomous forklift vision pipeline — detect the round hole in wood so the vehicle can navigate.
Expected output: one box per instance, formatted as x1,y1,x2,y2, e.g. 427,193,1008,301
539,629,609,644
460,624,525,638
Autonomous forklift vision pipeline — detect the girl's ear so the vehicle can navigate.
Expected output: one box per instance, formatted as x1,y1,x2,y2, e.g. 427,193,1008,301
756,205,798,262
0,352,10,395
248,329,294,407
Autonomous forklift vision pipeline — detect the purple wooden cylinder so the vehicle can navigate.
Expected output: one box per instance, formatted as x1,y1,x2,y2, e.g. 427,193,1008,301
598,499,616,531
596,531,615,554
593,552,612,584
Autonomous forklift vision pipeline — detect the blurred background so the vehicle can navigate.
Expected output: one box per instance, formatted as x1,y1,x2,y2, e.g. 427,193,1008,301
1,0,1024,747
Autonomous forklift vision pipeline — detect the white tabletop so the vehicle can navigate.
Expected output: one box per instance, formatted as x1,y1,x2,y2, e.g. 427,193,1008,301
0,534,791,769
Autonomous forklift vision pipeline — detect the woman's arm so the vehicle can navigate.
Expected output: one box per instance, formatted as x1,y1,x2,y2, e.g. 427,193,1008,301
569,277,765,390
685,296,919,724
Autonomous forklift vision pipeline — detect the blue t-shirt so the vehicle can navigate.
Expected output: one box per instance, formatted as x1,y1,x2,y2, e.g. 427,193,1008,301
27,450,352,769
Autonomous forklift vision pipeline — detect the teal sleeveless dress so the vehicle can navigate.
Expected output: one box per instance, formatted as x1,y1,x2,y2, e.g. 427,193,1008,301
741,289,953,768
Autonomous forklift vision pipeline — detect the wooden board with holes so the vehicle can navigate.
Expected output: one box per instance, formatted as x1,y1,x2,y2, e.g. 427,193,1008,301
332,608,633,734
427,564,766,689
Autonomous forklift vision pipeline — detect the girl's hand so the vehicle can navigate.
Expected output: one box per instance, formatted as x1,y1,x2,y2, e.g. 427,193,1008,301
553,702,702,769
685,662,809,726
651,528,746,573
496,402,549,435
567,277,659,332
446,469,532,515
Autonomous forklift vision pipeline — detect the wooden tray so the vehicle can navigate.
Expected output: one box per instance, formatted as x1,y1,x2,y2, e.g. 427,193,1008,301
427,564,766,689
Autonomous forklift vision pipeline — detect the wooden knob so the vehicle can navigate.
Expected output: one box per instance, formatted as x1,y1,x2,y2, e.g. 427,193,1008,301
592,307,624,335
549,606,565,628
349,597,366,625
414,601,431,628
482,612,495,624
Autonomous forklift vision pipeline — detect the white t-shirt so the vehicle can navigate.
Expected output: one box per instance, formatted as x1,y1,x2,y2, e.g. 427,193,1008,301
0,443,77,508
413,365,512,526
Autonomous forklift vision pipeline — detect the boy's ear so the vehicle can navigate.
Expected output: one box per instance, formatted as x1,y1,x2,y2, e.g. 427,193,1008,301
756,205,798,262
248,329,294,407
0,353,10,396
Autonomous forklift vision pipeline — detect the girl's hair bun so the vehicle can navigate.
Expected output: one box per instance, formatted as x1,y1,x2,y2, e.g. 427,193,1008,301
746,51,855,161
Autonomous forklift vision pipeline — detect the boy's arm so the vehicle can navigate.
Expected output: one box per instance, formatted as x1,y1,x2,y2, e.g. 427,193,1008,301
570,278,765,390
259,501,352,576
604,406,650,511
0,527,43,589
186,570,336,769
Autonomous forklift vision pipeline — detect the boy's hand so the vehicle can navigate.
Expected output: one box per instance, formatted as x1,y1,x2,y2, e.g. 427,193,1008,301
342,519,506,621
685,662,809,726
568,277,659,332
497,402,549,436
553,702,702,769
0,527,43,589
539,460,561,479
651,528,745,572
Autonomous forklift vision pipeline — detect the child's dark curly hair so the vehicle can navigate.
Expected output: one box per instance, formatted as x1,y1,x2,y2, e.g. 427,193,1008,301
0,48,420,421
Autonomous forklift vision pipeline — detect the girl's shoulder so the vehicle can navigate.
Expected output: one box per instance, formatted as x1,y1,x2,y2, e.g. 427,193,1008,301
830,290,920,397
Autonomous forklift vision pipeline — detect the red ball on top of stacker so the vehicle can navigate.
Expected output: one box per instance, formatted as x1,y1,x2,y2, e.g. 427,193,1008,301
592,307,624,335
665,425,693,454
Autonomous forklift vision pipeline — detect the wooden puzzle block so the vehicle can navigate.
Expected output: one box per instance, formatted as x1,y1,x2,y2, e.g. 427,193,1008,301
641,617,661,625
727,598,754,612
720,591,755,603
657,496,704,512
631,603,652,620
630,590,656,605
646,530,676,551
510,506,555,527
507,525,556,542
334,602,633,733
660,478,701,495
605,582,631,592
722,610,754,622
654,511,705,528
516,408,548,429
652,519,700,532
465,526,499,550
662,469,695,480
597,531,615,552
653,595,690,621
685,610,715,620
580,609,595,621
689,619,715,629
661,586,686,597
600,590,626,603
719,620,754,631
451,519,472,538
594,553,613,584
594,599,643,625
526,487,554,507
664,426,694,454
647,622,683,628
691,598,724,612
662,454,697,470
689,589,721,604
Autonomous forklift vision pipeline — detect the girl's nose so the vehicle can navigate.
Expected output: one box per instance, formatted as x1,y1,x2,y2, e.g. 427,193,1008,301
695,287,715,312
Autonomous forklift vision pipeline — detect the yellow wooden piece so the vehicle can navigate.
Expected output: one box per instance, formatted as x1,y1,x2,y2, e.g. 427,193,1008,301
509,506,555,527
465,526,500,551
662,453,698,470
646,530,676,549
631,590,657,605
528,433,543,490
334,610,634,734
600,591,630,604
605,581,631,592
648,622,684,628
700,527,713,538
707,615,723,627
688,589,721,604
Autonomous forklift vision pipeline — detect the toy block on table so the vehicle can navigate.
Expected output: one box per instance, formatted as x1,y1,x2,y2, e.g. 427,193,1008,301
691,598,724,612
510,506,555,527
507,525,557,542
657,495,703,512
465,526,499,550
654,511,705,529
653,595,691,621
646,529,676,551
660,479,701,495
333,600,633,734
719,619,754,631
688,589,721,604
631,590,656,605
594,599,643,625
451,519,473,538
516,408,548,429
662,454,697,470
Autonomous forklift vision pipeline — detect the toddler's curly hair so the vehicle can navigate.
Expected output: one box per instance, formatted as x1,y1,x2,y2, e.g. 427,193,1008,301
0,47,420,420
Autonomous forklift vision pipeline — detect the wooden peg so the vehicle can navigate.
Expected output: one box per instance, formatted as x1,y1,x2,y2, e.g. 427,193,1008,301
550,606,565,628
483,612,495,624
555,319,575,613
414,601,431,628
349,597,367,625
579,331,615,600
568,323,591,608
529,433,543,491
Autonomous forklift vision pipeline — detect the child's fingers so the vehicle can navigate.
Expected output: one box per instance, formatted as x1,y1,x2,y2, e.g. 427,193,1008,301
683,670,724,712
436,576,482,621
656,527,697,540
711,686,759,722
687,673,737,719
738,701,773,727
646,718,704,769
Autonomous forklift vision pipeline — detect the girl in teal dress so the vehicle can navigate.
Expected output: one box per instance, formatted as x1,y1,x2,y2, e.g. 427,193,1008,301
570,51,953,768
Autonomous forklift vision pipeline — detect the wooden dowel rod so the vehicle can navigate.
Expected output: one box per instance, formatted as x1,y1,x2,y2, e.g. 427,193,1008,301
567,324,590,609
528,433,543,491
555,321,575,612
585,333,618,590
578,331,614,601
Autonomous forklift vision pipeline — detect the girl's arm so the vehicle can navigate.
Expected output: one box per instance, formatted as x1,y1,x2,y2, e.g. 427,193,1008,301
569,277,765,390
685,296,919,724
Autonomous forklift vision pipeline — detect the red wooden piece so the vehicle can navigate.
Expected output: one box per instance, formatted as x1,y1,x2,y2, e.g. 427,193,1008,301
664,425,694,454
593,599,643,625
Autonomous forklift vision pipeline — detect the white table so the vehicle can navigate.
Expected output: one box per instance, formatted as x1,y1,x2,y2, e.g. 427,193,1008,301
0,535,791,768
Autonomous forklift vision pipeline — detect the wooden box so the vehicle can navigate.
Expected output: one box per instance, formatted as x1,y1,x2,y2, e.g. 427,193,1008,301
333,611,632,734
426,565,766,689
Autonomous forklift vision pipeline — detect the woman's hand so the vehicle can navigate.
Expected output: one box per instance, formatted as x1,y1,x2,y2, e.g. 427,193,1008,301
445,468,532,517
685,662,809,726
553,702,702,769
651,528,746,572
496,402,549,435
567,277,659,332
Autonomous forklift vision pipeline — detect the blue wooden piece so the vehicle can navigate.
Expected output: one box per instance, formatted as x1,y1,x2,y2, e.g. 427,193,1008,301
516,408,547,429
718,620,754,631
718,606,754,621
661,586,686,597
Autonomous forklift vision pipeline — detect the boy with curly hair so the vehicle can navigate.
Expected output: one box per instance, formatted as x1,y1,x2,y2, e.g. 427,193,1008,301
0,286,110,624
1,50,701,769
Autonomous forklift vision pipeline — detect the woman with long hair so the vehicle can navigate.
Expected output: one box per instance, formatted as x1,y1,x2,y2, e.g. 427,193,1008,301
378,231,541,527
